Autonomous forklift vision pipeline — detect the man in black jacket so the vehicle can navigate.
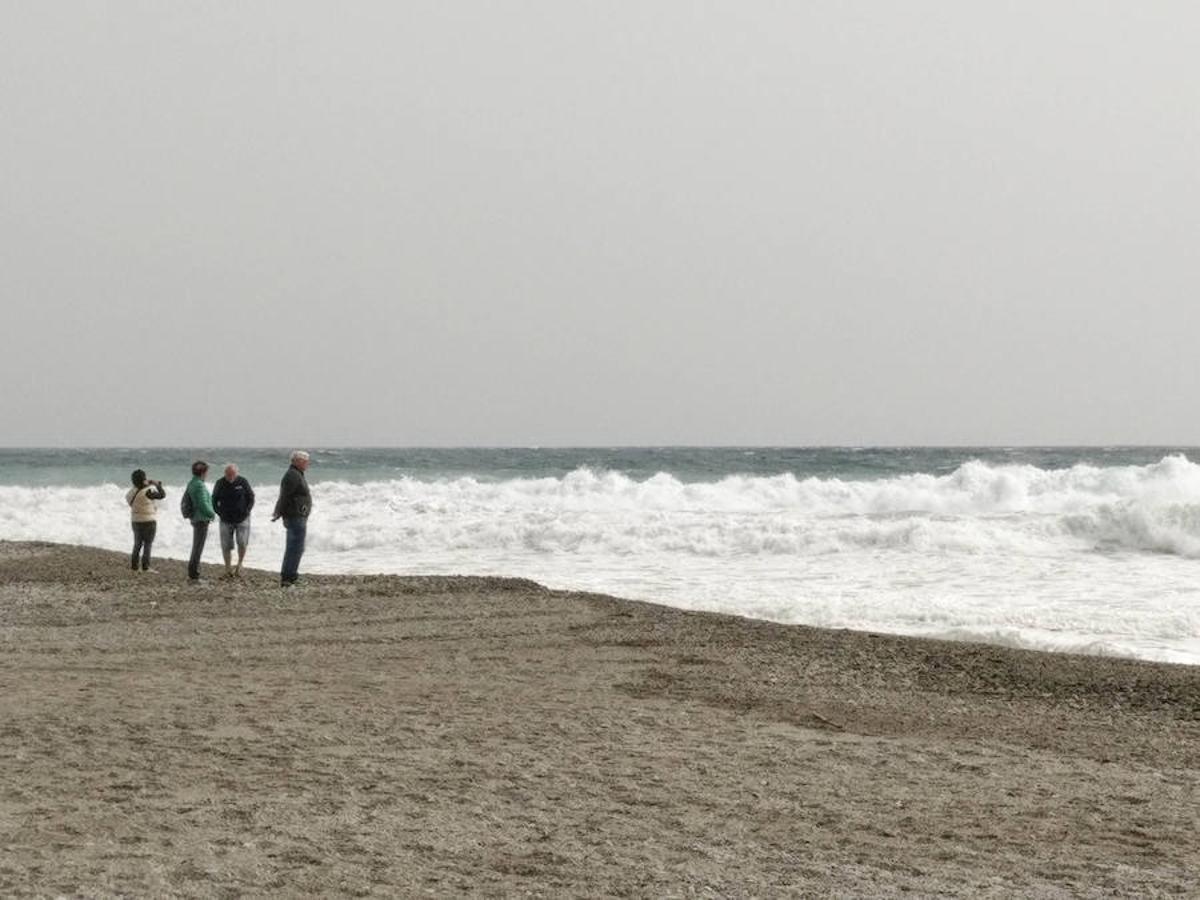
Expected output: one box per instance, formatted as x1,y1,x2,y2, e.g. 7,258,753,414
272,450,312,587
212,463,256,578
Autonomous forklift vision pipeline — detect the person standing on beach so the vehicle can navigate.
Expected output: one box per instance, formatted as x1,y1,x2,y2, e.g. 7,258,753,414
272,450,312,587
125,469,166,572
212,463,255,579
185,460,217,583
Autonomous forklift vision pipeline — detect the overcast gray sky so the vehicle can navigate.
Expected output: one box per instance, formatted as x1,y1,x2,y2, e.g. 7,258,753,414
1,2,1197,446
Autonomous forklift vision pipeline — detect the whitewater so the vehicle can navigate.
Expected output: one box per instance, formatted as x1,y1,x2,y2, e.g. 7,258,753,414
2,450,1200,664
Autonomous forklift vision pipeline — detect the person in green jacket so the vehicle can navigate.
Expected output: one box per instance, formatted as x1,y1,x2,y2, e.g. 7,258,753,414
186,460,217,582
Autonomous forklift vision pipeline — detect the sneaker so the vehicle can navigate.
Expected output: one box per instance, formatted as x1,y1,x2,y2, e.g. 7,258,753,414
142,568,157,574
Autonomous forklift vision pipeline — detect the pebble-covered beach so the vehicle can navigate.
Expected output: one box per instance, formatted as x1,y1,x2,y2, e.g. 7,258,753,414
1,541,1197,897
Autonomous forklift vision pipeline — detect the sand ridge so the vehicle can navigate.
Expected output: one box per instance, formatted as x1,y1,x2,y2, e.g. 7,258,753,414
0,541,1198,897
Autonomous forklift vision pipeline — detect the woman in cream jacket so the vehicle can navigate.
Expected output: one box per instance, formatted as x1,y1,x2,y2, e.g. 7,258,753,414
126,468,166,572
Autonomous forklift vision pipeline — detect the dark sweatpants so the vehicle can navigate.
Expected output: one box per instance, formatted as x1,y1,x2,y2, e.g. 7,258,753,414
188,521,209,580
131,521,156,570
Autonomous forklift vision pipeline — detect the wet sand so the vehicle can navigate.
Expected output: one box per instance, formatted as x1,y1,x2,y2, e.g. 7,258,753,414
0,540,1197,897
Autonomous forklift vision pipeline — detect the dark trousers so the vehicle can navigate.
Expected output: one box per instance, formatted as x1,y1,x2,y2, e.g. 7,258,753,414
188,521,209,580
131,521,156,570
282,517,307,584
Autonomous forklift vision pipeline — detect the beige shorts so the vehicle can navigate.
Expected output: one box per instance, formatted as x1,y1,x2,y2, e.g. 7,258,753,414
219,520,251,552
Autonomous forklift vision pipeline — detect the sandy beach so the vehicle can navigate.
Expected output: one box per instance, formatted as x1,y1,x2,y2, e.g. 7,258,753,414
0,541,1197,897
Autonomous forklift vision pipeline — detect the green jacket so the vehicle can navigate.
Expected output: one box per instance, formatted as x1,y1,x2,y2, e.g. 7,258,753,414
186,476,216,522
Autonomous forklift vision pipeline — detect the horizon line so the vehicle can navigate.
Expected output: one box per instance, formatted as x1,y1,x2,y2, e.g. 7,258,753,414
2,444,1199,452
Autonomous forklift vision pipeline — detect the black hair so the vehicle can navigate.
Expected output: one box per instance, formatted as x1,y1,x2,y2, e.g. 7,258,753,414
131,469,147,488
192,460,209,477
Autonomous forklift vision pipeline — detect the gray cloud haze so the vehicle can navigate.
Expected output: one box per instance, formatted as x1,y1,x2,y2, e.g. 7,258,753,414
2,2,1197,445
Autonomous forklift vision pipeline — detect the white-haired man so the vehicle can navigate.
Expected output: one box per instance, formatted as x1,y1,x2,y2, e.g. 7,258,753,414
271,450,312,587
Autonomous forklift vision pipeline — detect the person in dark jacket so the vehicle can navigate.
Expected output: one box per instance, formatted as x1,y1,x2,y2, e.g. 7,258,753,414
212,463,256,579
126,469,166,572
272,450,312,587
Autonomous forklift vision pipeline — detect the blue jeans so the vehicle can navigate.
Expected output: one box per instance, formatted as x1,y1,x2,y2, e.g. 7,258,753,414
282,517,307,584
131,521,156,570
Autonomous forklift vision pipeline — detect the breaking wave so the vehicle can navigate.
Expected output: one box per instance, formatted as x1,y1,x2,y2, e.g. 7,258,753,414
4,456,1200,559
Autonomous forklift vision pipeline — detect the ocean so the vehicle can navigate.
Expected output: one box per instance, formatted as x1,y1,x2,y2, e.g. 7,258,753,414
2,447,1198,664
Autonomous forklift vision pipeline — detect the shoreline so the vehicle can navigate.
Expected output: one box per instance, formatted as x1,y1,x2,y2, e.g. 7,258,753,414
7,538,1196,670
1,540,1198,895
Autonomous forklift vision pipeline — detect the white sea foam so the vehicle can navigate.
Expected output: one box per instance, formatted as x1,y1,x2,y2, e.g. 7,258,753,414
2,457,1200,663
